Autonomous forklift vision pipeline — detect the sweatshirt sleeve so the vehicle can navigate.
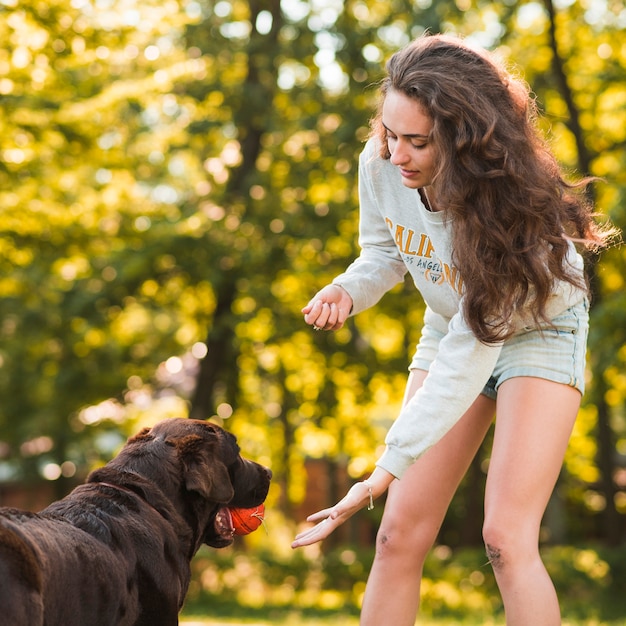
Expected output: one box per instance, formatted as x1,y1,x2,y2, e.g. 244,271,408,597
376,308,503,479
331,146,407,315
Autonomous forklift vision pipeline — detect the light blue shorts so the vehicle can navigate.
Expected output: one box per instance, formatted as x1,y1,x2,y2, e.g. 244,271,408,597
411,298,589,399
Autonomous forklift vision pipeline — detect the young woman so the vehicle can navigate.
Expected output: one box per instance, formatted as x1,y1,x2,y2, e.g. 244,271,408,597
291,34,615,625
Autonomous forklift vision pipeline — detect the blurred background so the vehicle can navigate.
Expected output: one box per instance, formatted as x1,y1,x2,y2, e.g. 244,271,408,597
1,0,625,622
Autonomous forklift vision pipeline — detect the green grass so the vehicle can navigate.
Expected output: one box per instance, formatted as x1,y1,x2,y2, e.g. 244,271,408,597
180,618,626,626
177,537,626,626
179,603,626,626
181,618,359,626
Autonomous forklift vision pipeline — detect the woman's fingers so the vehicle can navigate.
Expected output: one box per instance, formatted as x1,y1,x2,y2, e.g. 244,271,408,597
291,516,338,548
304,301,331,330
303,302,345,331
302,285,352,331
291,488,365,548
306,507,334,523
291,503,343,548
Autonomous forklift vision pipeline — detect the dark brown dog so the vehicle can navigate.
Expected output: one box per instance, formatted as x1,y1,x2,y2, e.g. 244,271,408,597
0,418,271,625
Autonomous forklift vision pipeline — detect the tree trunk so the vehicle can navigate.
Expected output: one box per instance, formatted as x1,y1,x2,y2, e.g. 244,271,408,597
543,0,620,543
189,0,281,419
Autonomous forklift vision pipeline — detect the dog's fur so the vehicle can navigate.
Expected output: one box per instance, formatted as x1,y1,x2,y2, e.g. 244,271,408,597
0,418,271,625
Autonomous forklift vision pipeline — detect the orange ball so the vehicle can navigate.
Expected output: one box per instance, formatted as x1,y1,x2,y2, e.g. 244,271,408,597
230,504,265,535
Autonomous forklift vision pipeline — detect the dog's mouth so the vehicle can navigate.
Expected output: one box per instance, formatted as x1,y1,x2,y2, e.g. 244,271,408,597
214,507,235,541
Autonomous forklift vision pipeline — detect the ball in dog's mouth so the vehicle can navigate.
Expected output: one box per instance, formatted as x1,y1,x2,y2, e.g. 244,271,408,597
230,504,265,535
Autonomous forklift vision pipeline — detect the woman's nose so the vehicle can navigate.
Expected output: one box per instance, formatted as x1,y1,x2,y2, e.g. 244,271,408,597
389,140,409,166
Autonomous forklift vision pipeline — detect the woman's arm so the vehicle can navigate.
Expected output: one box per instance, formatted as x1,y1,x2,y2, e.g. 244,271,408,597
329,144,408,316
379,309,502,478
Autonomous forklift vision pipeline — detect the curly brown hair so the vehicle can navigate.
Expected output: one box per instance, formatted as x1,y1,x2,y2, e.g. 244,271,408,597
371,34,616,343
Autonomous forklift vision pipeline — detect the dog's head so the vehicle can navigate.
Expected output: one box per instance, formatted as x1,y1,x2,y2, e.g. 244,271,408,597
96,418,271,549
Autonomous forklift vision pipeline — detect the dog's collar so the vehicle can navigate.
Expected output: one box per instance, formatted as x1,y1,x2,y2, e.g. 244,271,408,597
96,481,136,495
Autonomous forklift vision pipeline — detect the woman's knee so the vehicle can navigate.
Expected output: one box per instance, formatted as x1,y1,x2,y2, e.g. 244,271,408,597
482,519,538,571
375,510,439,561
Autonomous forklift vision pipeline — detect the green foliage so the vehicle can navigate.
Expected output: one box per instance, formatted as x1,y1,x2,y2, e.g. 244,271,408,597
0,0,624,541
180,533,626,623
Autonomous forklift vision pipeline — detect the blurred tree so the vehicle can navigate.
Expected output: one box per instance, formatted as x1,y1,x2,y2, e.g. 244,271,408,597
0,0,221,493
0,0,624,547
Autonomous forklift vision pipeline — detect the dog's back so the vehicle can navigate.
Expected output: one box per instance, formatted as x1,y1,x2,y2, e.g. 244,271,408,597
0,510,44,624
0,507,143,626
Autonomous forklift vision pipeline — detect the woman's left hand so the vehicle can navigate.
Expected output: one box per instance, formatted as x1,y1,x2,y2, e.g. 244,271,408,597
291,469,394,548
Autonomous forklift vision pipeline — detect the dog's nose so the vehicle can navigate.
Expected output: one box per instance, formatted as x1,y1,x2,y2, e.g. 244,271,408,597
264,467,273,480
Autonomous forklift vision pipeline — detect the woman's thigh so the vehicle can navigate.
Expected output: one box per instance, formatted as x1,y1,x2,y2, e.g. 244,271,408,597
484,376,581,539
382,370,495,548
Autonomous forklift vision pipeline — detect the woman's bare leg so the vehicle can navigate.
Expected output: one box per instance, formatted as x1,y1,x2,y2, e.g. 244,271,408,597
483,377,581,625
360,370,495,626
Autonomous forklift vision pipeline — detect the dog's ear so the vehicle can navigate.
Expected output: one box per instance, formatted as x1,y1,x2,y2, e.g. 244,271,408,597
179,435,235,503
127,427,152,443
185,459,234,503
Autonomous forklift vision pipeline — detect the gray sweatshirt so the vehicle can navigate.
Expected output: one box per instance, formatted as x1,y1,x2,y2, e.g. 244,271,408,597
332,137,586,479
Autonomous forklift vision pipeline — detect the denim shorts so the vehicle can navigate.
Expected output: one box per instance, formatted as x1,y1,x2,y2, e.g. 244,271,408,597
410,298,589,399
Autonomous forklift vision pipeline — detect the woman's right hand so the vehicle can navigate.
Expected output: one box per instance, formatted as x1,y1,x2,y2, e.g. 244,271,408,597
291,468,394,548
302,284,353,331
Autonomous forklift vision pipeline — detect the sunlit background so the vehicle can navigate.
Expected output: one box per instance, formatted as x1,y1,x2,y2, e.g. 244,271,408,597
0,0,625,621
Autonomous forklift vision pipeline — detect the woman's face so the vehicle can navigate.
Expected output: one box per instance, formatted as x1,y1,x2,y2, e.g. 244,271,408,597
382,89,436,190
